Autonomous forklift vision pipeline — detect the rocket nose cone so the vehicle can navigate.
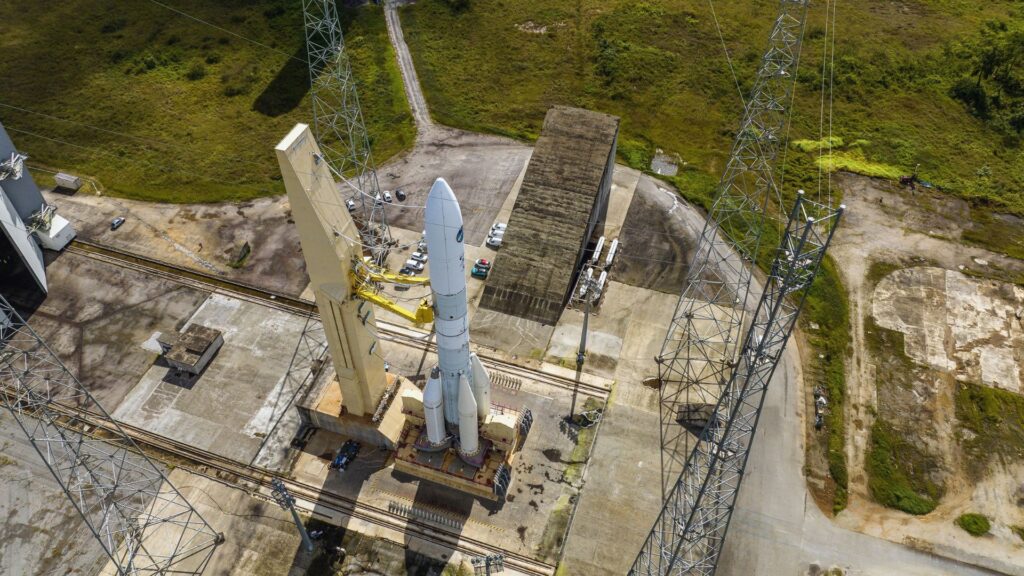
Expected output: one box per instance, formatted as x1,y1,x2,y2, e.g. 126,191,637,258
424,374,443,407
425,178,463,230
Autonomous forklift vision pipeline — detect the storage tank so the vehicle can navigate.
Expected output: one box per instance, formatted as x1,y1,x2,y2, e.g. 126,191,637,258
605,239,619,268
592,270,608,302
590,236,606,265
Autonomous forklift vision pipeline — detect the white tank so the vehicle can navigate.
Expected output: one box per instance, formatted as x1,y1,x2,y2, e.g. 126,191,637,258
590,236,606,265
423,367,446,445
457,374,479,456
578,267,593,299
593,270,608,301
469,353,491,420
605,239,619,268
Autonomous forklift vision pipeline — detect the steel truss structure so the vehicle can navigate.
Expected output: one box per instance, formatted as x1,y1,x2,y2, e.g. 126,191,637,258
634,193,843,575
303,0,392,262
0,296,222,575
657,0,809,493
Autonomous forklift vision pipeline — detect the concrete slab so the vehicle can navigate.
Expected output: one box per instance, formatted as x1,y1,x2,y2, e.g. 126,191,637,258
376,131,531,247
290,358,597,564
113,294,309,463
5,250,209,412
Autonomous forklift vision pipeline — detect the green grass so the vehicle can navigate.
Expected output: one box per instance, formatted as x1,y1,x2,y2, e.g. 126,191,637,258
1012,525,1024,542
400,0,1024,215
955,381,1024,477
0,1,413,203
802,256,851,513
866,419,943,515
955,513,991,537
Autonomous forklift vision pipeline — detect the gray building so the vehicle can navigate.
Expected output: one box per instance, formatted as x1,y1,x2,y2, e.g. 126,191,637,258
0,121,48,294
479,107,619,325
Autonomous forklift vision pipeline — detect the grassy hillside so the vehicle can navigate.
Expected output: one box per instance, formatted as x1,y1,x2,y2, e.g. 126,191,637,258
0,1,413,203
401,0,1023,214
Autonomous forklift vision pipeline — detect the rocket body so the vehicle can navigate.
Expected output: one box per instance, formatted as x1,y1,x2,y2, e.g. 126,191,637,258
424,178,473,425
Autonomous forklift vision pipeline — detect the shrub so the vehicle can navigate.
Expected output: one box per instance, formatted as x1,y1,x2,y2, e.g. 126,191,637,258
185,62,206,81
955,513,991,537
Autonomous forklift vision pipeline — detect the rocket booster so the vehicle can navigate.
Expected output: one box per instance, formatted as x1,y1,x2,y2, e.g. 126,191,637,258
458,374,479,456
424,178,475,425
423,367,446,446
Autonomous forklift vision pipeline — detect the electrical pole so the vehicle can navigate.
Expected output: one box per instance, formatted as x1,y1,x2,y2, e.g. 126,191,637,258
271,478,314,552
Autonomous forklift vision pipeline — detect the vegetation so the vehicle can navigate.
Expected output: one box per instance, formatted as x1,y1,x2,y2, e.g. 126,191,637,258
802,257,850,513
955,513,992,537
866,420,943,515
0,1,413,203
401,0,1024,214
1012,525,1024,542
955,382,1024,477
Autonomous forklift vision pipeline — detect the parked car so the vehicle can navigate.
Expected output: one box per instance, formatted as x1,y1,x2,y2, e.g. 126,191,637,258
489,228,505,239
346,199,357,212
410,251,428,263
485,235,502,248
110,216,126,230
330,440,361,470
395,189,407,201
475,258,491,270
418,239,428,252
405,259,424,272
398,266,416,276
382,190,393,203
491,222,507,233
471,264,489,279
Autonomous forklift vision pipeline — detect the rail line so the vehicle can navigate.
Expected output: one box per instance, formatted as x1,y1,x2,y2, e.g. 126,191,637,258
67,240,609,399
43,402,555,576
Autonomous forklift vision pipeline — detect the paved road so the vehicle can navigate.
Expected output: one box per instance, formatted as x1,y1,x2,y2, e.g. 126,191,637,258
385,2,432,134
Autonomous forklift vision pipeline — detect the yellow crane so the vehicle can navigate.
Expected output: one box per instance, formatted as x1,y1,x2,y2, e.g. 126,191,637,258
351,257,433,325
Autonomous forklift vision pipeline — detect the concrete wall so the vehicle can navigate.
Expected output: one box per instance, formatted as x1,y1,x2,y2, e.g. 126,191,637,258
479,107,619,325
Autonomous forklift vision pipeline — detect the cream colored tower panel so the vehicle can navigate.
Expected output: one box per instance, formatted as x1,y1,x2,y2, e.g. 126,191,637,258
275,124,387,417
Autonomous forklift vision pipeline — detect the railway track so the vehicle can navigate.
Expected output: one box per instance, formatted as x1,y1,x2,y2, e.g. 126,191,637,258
46,403,555,576
67,240,609,399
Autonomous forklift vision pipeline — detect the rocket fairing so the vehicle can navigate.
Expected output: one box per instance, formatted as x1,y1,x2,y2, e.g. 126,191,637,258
423,367,446,446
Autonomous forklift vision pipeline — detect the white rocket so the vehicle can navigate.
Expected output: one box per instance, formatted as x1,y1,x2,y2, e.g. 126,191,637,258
424,178,492,451
423,367,446,446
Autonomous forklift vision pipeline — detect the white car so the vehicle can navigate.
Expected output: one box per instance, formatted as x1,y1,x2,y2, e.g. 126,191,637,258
491,222,507,233
346,199,357,212
489,229,505,239
382,190,393,203
410,251,428,263
486,235,503,248
404,259,424,272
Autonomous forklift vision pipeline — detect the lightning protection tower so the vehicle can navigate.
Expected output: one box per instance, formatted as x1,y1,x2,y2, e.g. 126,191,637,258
656,0,810,493
633,193,842,575
303,0,393,263
0,296,222,575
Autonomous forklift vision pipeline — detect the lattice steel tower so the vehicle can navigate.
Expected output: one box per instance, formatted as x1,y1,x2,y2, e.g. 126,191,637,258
634,193,842,575
657,0,810,492
0,296,222,574
303,0,392,262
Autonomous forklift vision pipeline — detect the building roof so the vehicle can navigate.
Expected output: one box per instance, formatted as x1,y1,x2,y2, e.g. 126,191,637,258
480,107,619,324
164,324,222,369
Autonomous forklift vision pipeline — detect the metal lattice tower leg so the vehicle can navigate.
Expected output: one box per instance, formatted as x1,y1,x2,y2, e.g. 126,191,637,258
657,0,809,494
633,194,843,576
0,296,222,575
303,0,392,263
